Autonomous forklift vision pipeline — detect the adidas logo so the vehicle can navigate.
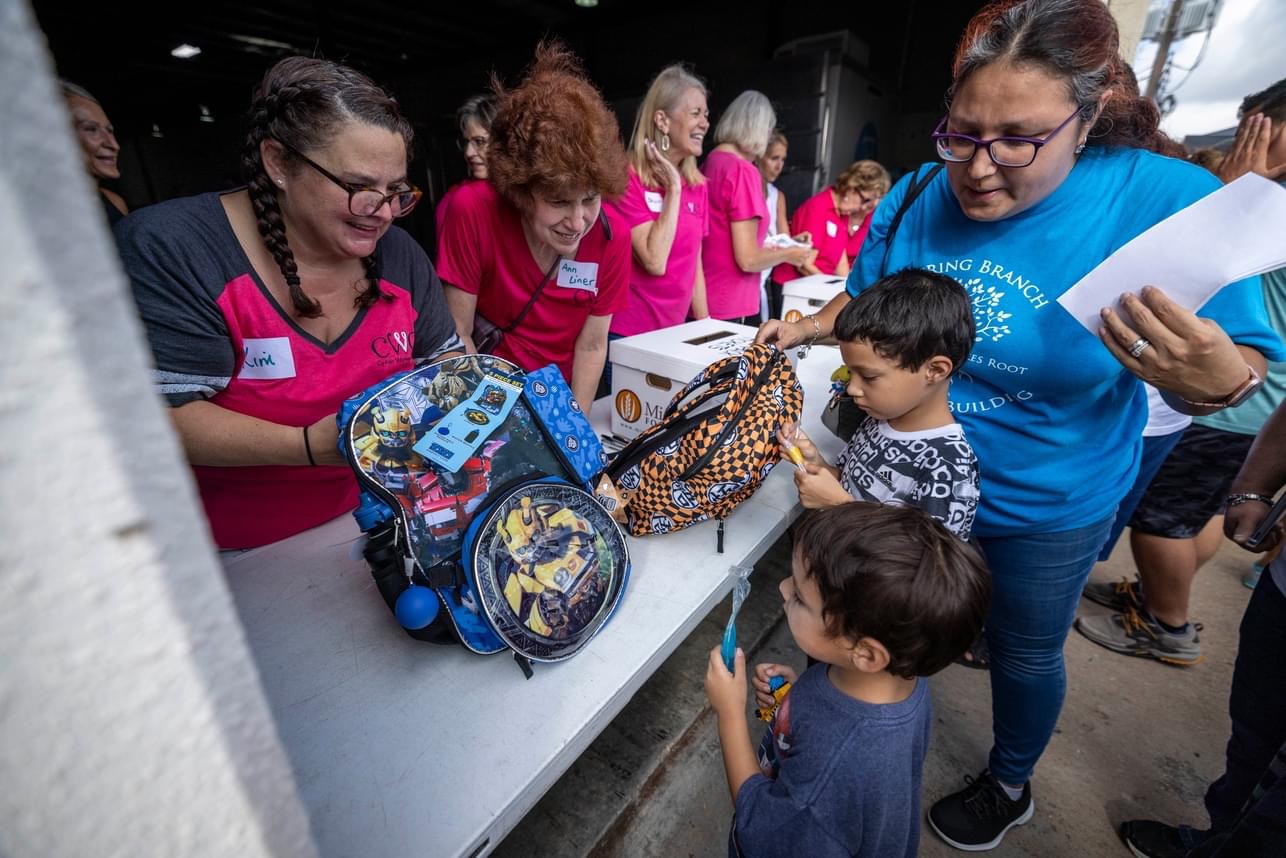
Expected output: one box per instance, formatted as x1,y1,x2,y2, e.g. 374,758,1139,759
874,467,896,489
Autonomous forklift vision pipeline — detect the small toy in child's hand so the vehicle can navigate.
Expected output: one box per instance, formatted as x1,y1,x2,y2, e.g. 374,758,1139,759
756,675,792,722
721,565,754,672
777,423,807,472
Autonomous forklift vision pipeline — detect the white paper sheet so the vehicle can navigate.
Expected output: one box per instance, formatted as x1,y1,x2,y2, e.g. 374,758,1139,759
1057,173,1286,335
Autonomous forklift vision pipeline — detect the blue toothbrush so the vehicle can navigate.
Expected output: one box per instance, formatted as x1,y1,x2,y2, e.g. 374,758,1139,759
721,565,753,672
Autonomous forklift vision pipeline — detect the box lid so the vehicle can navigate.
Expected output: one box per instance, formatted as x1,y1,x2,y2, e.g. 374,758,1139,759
609,318,759,383
782,273,848,299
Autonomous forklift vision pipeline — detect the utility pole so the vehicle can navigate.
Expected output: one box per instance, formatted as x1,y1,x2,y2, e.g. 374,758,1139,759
1145,0,1186,100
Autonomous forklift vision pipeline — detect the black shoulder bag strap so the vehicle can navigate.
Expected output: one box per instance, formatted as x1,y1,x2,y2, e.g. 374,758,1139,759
502,253,561,334
503,208,614,333
879,163,944,278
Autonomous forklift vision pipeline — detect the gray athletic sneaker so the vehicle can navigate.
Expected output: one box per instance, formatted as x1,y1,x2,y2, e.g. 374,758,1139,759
1074,605,1203,666
1082,577,1143,612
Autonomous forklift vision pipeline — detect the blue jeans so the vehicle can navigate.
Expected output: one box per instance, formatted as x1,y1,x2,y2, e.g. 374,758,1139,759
1097,430,1185,561
977,515,1114,785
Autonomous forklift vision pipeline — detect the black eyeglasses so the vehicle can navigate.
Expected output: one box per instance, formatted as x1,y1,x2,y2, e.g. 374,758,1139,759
456,135,489,152
279,141,421,217
931,107,1083,168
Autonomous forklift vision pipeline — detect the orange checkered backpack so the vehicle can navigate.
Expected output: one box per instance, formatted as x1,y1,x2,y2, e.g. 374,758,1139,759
605,343,803,537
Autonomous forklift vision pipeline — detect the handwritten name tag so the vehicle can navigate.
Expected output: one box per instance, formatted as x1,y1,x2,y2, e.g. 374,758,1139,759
557,260,599,293
239,336,297,380
826,220,839,238
644,190,663,213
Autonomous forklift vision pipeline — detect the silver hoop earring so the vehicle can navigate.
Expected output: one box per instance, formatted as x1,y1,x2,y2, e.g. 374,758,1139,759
660,133,670,152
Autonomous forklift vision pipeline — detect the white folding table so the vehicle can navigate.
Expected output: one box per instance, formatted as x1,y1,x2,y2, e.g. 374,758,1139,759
222,346,843,858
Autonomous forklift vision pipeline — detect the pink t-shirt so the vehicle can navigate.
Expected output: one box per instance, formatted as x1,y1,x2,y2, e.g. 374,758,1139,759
846,210,874,264
608,166,710,336
437,181,631,380
434,178,484,258
702,149,768,319
771,189,849,284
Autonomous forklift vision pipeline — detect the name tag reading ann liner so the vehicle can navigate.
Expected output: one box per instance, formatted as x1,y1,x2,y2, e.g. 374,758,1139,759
239,336,297,380
557,260,599,293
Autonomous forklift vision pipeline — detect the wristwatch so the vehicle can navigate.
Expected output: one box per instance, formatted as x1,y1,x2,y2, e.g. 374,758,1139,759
1181,364,1263,409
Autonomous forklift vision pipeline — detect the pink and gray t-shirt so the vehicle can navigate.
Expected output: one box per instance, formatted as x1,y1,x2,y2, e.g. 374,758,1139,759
118,191,460,549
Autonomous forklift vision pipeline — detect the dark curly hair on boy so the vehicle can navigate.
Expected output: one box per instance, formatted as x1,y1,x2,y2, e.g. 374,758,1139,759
793,503,991,679
486,41,629,208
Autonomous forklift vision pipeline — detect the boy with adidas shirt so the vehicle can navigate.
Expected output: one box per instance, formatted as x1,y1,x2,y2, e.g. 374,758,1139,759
787,268,979,540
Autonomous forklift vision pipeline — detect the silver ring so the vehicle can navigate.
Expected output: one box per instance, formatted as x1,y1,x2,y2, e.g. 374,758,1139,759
1127,337,1152,359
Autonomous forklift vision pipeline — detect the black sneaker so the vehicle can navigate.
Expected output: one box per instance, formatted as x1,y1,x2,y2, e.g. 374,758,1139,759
1119,819,1195,858
928,770,1033,851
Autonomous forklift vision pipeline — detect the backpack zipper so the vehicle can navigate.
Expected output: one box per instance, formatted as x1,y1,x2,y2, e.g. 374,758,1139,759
677,352,783,481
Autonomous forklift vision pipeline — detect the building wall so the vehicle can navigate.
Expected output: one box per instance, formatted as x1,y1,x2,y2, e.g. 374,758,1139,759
0,2,316,856
1107,0,1152,62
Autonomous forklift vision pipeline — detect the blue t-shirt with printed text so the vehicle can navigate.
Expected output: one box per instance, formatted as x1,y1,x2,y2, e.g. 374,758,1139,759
847,147,1285,537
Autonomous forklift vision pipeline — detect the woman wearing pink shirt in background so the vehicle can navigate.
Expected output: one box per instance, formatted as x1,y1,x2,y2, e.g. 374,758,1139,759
434,94,495,252
608,65,711,338
702,90,815,324
770,160,890,287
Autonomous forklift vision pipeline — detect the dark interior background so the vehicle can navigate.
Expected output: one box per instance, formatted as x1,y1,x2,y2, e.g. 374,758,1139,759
34,0,985,250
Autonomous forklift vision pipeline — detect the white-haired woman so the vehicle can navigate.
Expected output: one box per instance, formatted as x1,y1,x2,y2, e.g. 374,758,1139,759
702,91,815,323
608,64,711,337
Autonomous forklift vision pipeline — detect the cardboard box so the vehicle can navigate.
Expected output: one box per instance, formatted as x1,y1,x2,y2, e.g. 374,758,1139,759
779,274,847,322
608,318,762,440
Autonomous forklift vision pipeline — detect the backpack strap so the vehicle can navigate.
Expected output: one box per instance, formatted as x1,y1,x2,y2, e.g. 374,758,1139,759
880,163,943,278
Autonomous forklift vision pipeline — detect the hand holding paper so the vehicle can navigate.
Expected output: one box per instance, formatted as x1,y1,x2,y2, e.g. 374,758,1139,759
1057,174,1286,335
1056,174,1286,404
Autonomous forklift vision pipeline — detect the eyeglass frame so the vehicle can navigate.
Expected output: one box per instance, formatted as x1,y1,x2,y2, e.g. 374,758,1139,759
456,134,489,152
930,106,1085,168
276,140,422,218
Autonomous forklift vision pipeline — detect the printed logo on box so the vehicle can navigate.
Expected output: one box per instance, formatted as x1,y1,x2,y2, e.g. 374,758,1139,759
239,337,296,380
615,389,642,423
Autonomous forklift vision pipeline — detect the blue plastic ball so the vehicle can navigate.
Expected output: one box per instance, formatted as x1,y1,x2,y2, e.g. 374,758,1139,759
395,586,439,630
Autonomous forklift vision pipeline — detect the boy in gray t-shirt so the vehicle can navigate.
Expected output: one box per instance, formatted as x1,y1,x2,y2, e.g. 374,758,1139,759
705,503,991,857
784,268,979,539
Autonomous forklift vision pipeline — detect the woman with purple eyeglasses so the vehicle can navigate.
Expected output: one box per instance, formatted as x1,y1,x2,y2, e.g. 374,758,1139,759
757,0,1283,850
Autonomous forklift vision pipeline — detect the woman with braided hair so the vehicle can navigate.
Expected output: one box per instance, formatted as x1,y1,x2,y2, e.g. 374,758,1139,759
118,57,461,549
437,41,631,411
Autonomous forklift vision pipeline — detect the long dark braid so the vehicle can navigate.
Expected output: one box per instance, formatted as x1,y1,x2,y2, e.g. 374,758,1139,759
242,58,414,318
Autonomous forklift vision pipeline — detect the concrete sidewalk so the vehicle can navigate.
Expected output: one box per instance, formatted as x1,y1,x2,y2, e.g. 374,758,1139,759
495,530,1255,857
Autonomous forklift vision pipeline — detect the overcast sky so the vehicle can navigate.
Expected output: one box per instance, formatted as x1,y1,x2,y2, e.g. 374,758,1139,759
1132,0,1284,141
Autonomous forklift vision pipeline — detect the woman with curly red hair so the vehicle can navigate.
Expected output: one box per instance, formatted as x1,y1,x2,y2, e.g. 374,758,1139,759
438,42,631,411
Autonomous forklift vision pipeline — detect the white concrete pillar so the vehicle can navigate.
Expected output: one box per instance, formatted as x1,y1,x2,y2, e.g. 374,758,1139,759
0,2,318,856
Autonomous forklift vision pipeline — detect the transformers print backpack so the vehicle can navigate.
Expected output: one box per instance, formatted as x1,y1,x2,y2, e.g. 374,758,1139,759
338,355,629,676
605,343,803,538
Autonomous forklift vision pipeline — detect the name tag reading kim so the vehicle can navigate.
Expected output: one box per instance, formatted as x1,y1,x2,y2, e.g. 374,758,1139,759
644,190,663,213
557,259,599,293
239,336,297,380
